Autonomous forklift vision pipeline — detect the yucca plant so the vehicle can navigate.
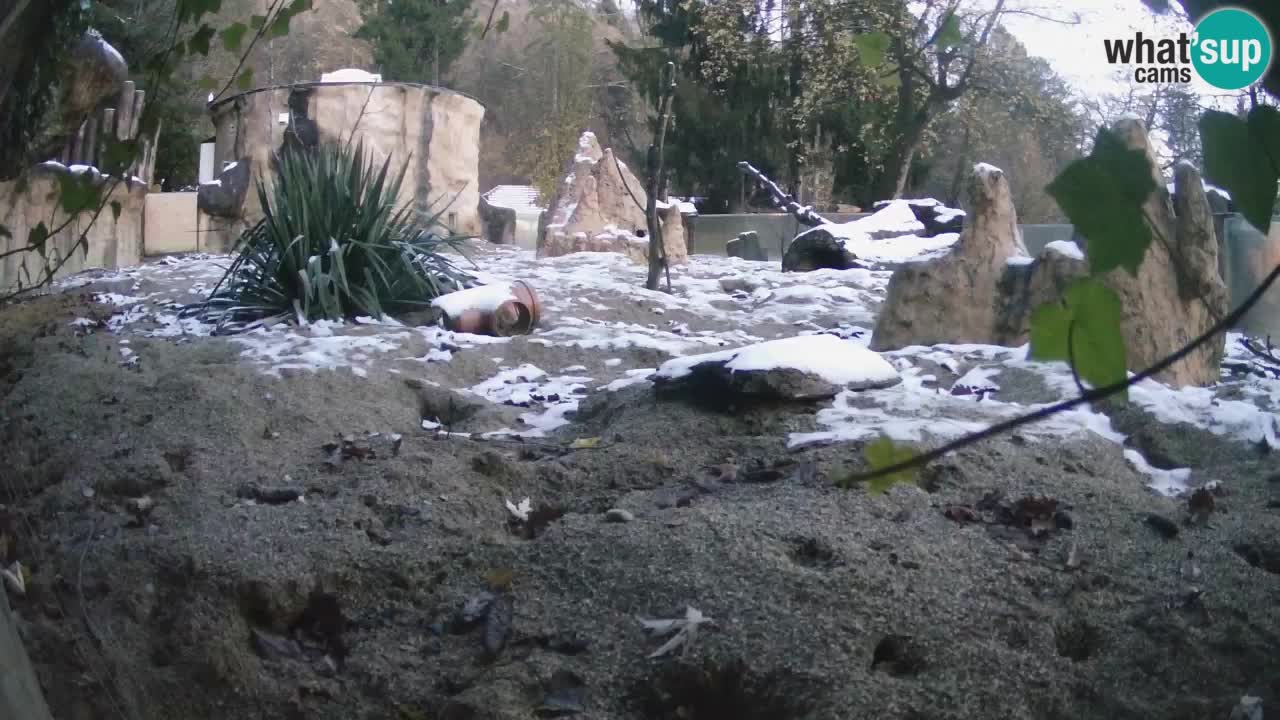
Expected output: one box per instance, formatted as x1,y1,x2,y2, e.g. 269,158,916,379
183,141,474,333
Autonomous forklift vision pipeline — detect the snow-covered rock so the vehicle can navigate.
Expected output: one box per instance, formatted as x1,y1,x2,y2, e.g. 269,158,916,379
538,131,689,266
655,334,901,401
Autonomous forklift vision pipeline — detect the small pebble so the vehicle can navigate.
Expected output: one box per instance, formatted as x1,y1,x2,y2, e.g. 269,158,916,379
604,508,635,523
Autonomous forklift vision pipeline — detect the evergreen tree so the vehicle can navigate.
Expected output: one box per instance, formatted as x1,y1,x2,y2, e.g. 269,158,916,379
356,0,474,85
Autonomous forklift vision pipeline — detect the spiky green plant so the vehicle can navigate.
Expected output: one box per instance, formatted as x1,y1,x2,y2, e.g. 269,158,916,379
184,141,474,333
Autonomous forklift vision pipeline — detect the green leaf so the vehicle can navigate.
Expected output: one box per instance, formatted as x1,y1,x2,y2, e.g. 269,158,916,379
936,13,963,49
188,24,216,56
854,31,890,67
220,22,249,52
110,201,123,223
1200,107,1280,233
57,173,101,215
199,74,220,90
1028,277,1129,400
287,0,313,14
250,14,266,29
237,68,255,91
1046,127,1155,276
496,10,510,33
101,139,137,176
1028,301,1071,361
858,436,918,495
28,223,49,258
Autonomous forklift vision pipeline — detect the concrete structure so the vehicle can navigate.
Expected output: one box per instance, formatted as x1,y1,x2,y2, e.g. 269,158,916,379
0,164,145,295
201,80,486,253
483,185,543,250
142,192,206,255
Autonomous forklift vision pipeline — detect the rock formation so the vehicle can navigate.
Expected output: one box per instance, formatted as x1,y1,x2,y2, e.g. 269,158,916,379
537,132,688,266
872,120,1229,388
870,164,1028,350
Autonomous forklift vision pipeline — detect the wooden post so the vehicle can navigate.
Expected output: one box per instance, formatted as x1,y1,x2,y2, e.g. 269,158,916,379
144,120,162,186
70,121,86,166
116,80,135,141
82,116,98,168
101,108,115,169
128,90,146,140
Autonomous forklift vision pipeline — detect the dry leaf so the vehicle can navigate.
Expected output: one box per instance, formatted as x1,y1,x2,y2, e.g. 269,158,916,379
569,437,602,449
638,605,712,659
1,561,26,596
485,567,514,591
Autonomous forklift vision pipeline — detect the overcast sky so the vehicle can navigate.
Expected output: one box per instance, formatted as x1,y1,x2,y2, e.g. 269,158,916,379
997,0,1230,99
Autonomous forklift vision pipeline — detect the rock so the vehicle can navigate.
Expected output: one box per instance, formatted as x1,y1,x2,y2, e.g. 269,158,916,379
1144,513,1180,539
604,508,635,523
872,198,966,237
719,275,765,293
537,132,688,265
726,231,767,261
250,628,303,660
406,379,486,425
870,163,1028,350
197,158,251,219
874,124,1228,388
781,226,862,272
61,31,129,126
655,334,901,403
478,194,516,245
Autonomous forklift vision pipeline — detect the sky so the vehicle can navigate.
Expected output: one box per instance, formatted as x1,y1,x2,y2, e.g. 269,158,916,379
997,0,1228,99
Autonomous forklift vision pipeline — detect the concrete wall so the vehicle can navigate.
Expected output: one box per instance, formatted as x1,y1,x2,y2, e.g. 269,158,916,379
1220,215,1280,338
0,165,145,296
143,192,203,255
687,213,869,260
1,587,53,720
205,82,485,251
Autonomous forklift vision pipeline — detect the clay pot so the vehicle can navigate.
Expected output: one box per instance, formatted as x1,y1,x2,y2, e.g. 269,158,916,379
439,281,543,337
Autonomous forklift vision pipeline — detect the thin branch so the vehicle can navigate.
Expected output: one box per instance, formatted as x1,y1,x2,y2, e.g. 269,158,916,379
211,0,288,105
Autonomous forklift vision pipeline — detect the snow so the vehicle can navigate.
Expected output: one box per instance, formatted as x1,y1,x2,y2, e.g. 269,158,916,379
657,334,900,388
974,162,1004,176
431,283,517,318
1165,177,1233,202
64,248,1280,501
849,200,925,236
1044,240,1085,260
1006,256,1036,267
484,185,544,213
319,68,382,83
201,179,222,187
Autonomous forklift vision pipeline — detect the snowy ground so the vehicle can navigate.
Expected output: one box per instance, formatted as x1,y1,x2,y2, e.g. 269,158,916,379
65,242,1280,497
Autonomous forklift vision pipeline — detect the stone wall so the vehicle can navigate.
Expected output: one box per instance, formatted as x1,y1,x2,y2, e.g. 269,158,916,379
0,164,146,296
203,82,486,252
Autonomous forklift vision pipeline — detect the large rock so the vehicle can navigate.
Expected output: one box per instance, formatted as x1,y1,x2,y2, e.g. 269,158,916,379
872,197,966,237
873,121,1229,388
869,164,1027,350
196,157,251,219
537,132,688,265
61,30,129,130
653,334,901,405
782,200,927,272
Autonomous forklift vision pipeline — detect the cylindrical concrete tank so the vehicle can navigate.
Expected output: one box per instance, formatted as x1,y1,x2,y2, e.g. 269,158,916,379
201,81,485,252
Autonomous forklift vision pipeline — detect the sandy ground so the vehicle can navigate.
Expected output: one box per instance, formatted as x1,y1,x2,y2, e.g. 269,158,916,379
2,242,1279,720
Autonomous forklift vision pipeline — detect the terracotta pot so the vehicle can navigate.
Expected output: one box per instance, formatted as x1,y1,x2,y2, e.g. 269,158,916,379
438,281,543,337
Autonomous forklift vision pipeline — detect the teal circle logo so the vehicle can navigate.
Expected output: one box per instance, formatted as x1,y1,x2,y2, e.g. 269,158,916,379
1192,8,1273,90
